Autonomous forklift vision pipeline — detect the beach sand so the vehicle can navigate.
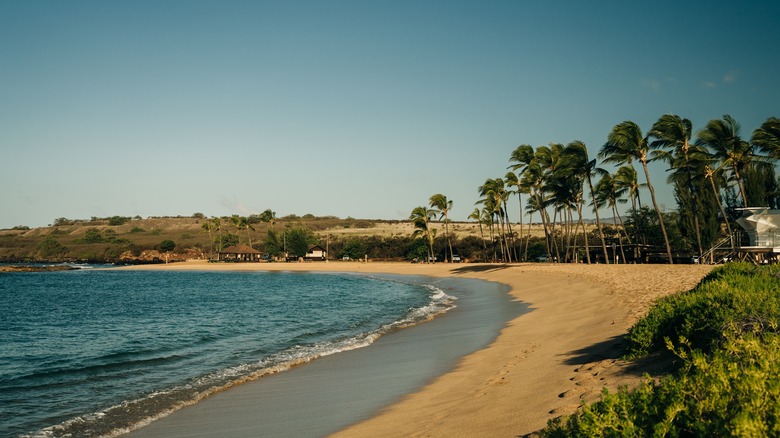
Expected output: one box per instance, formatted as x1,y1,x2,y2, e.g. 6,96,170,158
121,260,713,437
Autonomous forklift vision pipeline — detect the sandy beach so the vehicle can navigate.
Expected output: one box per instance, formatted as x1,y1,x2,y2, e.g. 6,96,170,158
122,260,713,436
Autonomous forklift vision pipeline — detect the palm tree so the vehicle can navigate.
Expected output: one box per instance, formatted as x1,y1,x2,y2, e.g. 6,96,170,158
614,165,646,247
601,121,673,264
649,114,703,262
201,220,216,258
695,115,753,206
595,173,629,263
478,178,512,262
701,161,734,238
469,207,488,261
519,159,552,260
752,117,780,160
509,144,535,260
410,206,436,262
563,140,609,264
240,216,254,247
504,171,525,261
429,194,454,262
211,217,223,252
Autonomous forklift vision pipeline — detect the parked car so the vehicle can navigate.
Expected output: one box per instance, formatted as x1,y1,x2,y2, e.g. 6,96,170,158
452,255,462,263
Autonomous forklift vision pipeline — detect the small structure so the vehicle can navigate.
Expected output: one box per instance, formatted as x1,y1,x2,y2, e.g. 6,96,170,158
305,245,327,261
218,244,262,262
734,208,780,264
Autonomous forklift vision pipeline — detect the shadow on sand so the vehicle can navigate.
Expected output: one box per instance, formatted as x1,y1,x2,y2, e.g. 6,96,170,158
449,264,515,274
563,335,677,378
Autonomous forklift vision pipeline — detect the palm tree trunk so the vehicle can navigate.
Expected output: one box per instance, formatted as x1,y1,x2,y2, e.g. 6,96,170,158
477,221,487,261
611,203,627,263
446,221,453,263
587,176,610,264
502,201,514,263
524,211,533,261
706,174,734,237
517,193,524,261
642,160,673,264
578,200,591,264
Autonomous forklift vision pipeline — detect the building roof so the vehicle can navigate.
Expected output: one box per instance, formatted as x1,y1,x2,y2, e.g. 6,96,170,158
220,244,261,254
308,245,326,252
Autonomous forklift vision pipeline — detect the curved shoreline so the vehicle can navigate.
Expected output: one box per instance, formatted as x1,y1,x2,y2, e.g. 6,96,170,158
119,261,713,436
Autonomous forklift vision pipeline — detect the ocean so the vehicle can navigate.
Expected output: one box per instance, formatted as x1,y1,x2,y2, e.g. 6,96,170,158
0,269,455,437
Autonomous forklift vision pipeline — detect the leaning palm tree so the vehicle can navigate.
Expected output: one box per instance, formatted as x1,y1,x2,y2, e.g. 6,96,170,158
614,165,647,246
429,194,454,262
410,206,436,262
601,121,673,264
563,140,609,264
469,207,488,261
695,115,753,206
509,144,536,259
752,116,780,160
478,178,512,262
649,114,703,262
504,171,526,261
595,173,629,263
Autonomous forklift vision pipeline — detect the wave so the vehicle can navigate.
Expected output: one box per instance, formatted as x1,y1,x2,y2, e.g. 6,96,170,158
24,282,456,438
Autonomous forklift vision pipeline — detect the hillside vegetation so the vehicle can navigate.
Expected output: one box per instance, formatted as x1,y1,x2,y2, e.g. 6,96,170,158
0,214,551,263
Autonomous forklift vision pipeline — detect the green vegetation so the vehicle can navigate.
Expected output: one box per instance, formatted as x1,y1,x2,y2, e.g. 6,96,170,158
624,263,780,358
159,240,176,252
473,114,780,264
107,216,131,226
540,263,780,436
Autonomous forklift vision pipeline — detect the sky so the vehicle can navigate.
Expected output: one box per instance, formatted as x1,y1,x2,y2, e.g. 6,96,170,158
2,0,779,229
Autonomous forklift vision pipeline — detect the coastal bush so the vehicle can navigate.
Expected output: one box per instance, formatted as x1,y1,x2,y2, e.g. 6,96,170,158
624,262,780,358
541,333,780,437
541,263,780,437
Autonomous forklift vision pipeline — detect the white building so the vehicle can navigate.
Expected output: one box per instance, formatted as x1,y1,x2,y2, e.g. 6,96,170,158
735,208,780,250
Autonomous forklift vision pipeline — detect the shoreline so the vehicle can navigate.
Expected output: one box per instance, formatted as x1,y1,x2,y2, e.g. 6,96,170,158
118,260,713,436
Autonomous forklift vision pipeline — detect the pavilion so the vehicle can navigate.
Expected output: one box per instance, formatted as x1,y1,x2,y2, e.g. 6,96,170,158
217,244,262,262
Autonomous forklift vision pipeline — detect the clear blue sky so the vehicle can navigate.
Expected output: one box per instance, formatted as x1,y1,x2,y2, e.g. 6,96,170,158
2,0,778,228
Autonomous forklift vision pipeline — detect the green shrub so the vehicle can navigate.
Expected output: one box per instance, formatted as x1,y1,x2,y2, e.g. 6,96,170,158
108,216,130,226
625,263,780,358
542,334,780,437
542,263,780,437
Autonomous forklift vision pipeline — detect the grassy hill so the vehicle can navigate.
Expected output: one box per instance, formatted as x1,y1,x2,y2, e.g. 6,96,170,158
1,215,549,263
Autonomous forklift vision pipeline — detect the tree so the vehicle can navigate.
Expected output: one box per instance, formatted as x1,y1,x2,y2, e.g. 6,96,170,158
594,173,629,263
259,209,277,226
601,121,673,264
410,206,437,262
508,144,535,259
201,220,216,258
286,227,316,258
752,117,780,160
477,178,511,262
695,115,753,206
160,239,176,252
650,114,703,262
468,207,488,261
562,140,609,264
614,165,646,245
429,194,454,262
339,237,367,260
265,229,283,257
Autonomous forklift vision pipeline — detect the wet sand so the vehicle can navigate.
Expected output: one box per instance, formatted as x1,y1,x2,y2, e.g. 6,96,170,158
120,261,713,437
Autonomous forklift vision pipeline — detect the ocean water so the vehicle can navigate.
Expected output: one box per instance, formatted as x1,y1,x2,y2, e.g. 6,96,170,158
0,269,454,437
